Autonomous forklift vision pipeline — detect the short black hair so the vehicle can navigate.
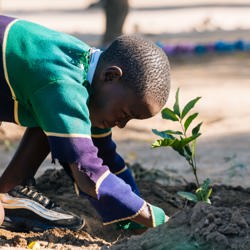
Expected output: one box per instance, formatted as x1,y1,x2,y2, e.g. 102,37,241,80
100,35,171,107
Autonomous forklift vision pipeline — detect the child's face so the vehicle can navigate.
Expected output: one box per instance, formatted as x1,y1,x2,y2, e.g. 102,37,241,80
89,82,160,129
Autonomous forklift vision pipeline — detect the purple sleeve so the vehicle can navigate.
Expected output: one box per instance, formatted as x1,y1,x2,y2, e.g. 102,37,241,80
92,132,125,174
49,135,144,224
92,132,141,196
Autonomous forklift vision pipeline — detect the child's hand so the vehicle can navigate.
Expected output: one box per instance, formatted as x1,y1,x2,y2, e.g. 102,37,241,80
165,215,170,222
131,202,168,228
116,204,169,234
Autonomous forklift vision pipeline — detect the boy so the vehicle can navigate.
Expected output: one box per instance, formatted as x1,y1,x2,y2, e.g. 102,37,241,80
0,15,171,232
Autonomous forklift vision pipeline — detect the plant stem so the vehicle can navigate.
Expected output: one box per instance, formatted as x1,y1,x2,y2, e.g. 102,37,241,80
180,118,200,187
190,157,200,187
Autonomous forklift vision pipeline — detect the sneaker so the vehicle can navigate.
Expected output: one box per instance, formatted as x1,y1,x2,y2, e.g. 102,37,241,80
0,182,85,232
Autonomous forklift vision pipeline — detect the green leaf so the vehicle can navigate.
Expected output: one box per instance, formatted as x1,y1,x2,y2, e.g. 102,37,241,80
201,178,211,191
195,179,212,203
173,88,181,117
171,139,190,158
177,191,198,202
206,198,211,204
195,189,205,201
192,122,203,135
172,139,185,156
184,145,192,157
182,145,193,163
195,187,212,204
152,138,188,159
180,133,201,147
152,129,174,139
152,138,175,148
181,97,201,119
161,108,179,121
152,129,183,138
163,130,183,135
184,113,198,132
205,188,213,201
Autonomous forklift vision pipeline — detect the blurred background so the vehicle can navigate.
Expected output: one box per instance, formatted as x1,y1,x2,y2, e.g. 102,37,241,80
2,0,250,45
0,0,250,187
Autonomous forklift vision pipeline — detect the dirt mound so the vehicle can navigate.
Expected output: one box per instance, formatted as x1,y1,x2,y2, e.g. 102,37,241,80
0,167,249,249
109,201,250,250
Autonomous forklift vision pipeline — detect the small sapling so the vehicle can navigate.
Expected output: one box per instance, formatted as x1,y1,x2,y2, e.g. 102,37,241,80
152,88,212,204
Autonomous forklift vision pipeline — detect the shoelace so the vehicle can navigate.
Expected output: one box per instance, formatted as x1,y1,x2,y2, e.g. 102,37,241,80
11,185,55,209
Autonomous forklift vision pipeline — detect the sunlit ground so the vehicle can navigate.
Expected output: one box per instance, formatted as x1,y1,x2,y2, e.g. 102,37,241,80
0,0,249,187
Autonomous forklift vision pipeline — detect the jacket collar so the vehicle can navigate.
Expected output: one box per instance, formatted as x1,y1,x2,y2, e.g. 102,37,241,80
87,48,103,84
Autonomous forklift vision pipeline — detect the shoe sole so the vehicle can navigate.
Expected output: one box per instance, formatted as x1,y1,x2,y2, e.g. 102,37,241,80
2,211,85,232
0,193,85,231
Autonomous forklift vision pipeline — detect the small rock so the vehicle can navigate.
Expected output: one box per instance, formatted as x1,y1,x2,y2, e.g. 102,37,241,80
12,235,27,247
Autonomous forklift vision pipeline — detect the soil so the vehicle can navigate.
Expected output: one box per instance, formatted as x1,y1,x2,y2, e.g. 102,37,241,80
0,51,250,250
0,166,249,250
0,52,249,250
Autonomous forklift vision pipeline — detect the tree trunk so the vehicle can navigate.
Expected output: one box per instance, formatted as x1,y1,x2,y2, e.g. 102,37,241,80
102,0,129,46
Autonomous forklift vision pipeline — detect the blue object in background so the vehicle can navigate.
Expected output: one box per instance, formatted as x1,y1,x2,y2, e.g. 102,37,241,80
156,39,250,56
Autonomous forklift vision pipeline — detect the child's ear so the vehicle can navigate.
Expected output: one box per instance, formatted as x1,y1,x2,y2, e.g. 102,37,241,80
103,66,123,82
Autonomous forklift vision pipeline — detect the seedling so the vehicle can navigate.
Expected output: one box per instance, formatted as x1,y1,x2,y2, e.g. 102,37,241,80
152,88,212,204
